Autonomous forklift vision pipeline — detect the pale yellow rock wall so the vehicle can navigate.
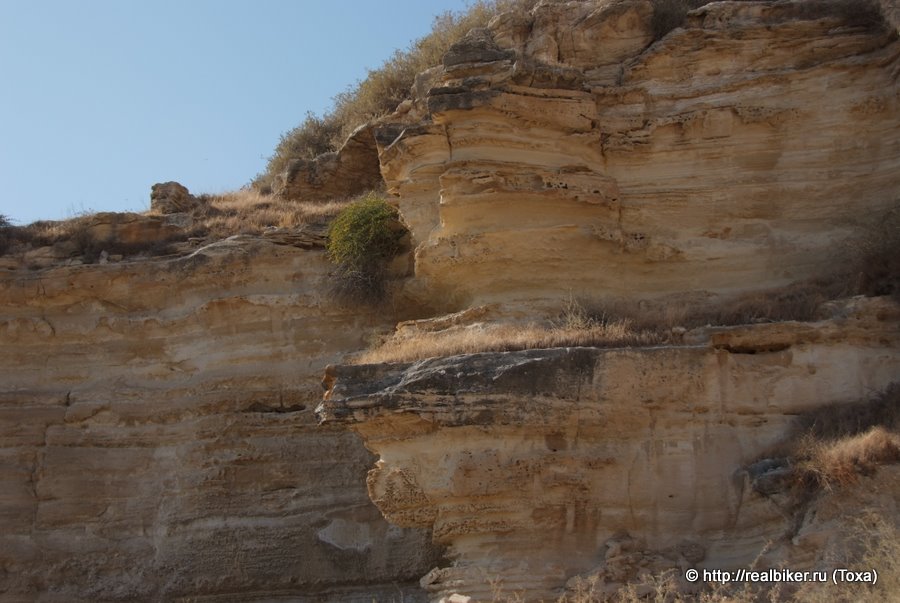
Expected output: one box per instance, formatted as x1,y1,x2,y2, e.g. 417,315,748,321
379,0,900,311
319,299,900,601
0,239,438,601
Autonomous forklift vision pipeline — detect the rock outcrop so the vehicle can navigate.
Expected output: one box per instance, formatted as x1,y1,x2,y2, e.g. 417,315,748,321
3,1,900,602
318,297,900,601
150,181,201,215
276,125,384,202
0,239,439,601
374,0,900,311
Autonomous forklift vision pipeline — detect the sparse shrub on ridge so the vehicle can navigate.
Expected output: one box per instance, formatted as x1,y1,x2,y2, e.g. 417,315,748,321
253,0,538,192
650,0,706,40
326,194,407,303
856,207,900,300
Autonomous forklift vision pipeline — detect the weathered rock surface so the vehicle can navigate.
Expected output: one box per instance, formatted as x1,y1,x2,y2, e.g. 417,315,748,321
150,181,201,215
4,2,900,602
318,297,900,601
0,239,439,601
375,0,900,311
276,125,384,202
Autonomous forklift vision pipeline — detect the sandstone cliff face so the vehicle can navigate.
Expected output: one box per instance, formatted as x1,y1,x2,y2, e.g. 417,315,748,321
275,125,383,202
3,1,900,602
375,0,900,311
0,239,439,601
318,297,900,601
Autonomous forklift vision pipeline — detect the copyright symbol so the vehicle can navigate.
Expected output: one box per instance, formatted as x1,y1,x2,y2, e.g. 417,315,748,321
686,568,699,583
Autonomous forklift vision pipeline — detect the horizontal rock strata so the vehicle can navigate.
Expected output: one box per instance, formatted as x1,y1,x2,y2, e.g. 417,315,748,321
0,239,439,601
318,297,900,601
374,0,900,310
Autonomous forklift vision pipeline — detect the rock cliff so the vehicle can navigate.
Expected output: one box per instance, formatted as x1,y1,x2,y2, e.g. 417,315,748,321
374,0,900,311
0,239,439,601
2,1,899,602
318,297,900,601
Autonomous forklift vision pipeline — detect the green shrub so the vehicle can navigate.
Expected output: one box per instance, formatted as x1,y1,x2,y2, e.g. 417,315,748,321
326,194,406,301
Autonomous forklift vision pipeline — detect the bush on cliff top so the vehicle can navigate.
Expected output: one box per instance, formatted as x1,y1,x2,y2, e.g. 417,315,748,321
326,194,406,302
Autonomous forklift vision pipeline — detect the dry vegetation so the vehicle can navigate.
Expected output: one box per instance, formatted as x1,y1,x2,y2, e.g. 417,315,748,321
253,0,537,191
0,189,354,265
650,0,886,40
264,0,888,184
788,384,900,491
188,189,350,239
357,319,664,365
485,513,900,602
356,279,850,364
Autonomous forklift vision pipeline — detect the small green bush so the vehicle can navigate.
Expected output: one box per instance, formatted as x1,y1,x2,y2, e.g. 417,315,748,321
326,194,406,301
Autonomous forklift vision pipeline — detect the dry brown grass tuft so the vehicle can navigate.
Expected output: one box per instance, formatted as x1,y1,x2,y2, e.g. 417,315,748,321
786,384,900,491
356,320,664,365
357,280,862,364
255,0,539,190
189,189,350,240
582,280,843,334
795,427,900,490
0,189,354,264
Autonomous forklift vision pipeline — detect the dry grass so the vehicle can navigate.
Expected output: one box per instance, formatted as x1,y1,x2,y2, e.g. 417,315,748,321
8,213,176,264
356,319,664,365
794,427,900,491
0,189,354,264
651,0,887,41
485,513,900,602
784,384,900,491
189,189,350,240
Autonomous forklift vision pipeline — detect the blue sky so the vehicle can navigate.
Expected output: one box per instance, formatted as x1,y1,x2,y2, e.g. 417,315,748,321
0,0,470,225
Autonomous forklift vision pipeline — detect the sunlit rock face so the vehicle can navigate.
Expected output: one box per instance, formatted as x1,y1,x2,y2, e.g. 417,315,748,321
376,0,900,311
318,298,900,601
0,239,440,602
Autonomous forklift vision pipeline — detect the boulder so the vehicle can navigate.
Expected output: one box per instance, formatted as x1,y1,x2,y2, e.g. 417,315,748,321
150,181,198,214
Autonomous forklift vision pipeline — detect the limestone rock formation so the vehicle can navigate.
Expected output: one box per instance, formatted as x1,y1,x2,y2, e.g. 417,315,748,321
150,181,200,214
0,239,439,601
373,0,900,311
318,297,900,601
276,125,383,201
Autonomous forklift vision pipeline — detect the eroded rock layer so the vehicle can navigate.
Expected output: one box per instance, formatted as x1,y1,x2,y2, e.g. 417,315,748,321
376,0,900,310
318,298,900,601
0,239,439,601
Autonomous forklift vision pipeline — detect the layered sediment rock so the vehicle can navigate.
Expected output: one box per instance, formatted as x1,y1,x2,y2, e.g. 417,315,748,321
4,1,900,601
318,297,900,601
375,0,900,310
0,239,439,601
276,125,383,202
